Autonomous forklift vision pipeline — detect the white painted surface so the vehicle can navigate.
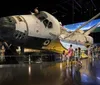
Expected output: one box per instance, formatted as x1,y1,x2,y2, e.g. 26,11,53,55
12,11,61,40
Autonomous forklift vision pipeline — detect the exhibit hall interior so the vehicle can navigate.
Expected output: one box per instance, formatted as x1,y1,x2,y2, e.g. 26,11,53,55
0,0,100,85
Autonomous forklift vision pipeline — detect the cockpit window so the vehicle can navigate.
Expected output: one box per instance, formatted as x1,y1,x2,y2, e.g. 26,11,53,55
43,19,49,27
48,22,53,28
35,11,53,29
16,16,23,22
35,11,48,21
38,16,45,21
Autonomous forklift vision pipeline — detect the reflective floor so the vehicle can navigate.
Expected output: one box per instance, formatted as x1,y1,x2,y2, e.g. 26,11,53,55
0,59,100,85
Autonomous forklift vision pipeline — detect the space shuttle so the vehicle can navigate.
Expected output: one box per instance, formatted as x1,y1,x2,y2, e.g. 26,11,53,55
0,9,100,54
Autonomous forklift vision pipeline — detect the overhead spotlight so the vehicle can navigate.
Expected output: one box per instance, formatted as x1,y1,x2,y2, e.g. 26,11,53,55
62,15,65,17
84,11,86,13
94,9,96,11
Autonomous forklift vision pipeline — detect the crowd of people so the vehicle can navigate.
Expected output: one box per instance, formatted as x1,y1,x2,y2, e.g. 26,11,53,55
87,45,100,59
61,44,100,67
61,44,82,67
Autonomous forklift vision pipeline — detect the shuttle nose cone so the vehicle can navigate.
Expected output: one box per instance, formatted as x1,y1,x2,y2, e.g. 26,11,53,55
0,17,15,31
0,17,16,39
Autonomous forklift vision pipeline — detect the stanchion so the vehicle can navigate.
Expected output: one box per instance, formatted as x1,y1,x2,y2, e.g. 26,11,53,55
29,55,31,64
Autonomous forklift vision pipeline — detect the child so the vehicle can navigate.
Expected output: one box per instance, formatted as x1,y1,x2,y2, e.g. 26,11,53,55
62,50,66,62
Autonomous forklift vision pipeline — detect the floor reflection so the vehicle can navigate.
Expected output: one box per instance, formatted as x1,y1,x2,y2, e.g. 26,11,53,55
0,59,100,85
81,59,100,85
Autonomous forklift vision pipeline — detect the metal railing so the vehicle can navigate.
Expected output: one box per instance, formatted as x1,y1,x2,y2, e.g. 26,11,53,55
0,53,61,64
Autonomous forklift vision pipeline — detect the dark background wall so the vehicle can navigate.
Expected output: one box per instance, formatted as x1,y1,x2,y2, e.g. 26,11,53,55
90,32,100,43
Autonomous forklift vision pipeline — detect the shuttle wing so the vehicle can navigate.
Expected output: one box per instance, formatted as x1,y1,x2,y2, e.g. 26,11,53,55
63,12,100,39
84,22,100,35
59,22,100,45
73,12,100,32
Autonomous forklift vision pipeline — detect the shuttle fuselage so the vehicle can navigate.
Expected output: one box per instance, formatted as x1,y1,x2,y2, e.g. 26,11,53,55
0,11,60,49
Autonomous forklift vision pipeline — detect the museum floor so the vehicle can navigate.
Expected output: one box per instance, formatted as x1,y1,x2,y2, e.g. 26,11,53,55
0,58,100,85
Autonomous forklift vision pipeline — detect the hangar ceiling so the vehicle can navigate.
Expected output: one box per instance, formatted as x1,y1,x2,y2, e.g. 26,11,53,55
0,0,100,25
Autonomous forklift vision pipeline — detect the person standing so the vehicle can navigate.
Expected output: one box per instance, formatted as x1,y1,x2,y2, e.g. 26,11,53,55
74,48,78,65
77,47,81,60
67,44,74,67
87,46,92,59
62,50,66,62
77,47,82,67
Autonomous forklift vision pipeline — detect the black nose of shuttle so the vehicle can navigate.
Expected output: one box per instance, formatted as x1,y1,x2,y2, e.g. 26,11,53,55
0,17,16,31
0,17,16,39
